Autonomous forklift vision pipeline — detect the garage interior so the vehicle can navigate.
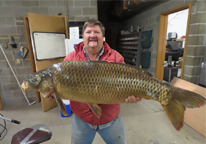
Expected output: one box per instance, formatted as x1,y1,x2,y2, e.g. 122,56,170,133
0,0,205,143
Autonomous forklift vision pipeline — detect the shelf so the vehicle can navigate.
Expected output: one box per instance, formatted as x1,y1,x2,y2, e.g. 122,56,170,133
111,0,169,22
120,37,139,41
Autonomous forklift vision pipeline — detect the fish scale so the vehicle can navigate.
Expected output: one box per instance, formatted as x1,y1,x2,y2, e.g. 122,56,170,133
51,61,166,104
21,61,206,131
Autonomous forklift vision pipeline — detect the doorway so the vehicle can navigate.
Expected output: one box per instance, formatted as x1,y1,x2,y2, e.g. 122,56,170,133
155,3,192,82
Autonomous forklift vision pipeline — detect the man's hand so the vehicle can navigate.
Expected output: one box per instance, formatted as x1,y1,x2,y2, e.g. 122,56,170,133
125,96,142,103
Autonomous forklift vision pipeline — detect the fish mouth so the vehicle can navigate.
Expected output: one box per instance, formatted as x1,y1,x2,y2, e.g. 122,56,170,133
41,85,55,98
21,81,29,94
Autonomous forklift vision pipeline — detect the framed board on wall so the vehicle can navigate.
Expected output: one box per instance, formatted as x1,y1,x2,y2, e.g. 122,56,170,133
32,32,66,60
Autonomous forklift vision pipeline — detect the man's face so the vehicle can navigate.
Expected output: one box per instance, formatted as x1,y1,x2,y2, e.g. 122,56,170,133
83,25,104,55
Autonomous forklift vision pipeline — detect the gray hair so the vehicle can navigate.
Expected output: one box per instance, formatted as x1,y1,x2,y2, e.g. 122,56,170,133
82,19,105,36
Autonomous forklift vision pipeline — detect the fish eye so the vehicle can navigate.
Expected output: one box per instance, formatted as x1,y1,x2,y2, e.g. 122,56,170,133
42,71,47,74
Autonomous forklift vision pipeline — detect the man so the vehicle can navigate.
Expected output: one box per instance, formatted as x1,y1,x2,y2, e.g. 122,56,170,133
64,19,141,144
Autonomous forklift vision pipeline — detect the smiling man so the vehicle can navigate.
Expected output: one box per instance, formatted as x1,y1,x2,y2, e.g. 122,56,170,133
64,19,141,144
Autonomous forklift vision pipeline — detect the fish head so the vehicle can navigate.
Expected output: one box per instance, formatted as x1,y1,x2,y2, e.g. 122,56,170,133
21,69,54,96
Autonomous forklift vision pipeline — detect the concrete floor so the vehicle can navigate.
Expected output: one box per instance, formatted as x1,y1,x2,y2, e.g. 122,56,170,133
0,99,205,144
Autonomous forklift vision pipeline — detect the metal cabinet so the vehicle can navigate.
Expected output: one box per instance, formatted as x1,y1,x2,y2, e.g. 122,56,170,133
118,32,142,67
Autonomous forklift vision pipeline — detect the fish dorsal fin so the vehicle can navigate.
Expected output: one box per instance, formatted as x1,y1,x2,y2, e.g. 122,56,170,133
87,103,102,118
55,95,68,116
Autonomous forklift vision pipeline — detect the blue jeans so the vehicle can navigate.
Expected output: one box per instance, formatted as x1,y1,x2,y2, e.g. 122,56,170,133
71,114,127,144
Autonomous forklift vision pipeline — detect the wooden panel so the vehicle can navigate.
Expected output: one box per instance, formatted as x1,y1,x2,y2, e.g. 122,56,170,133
155,14,168,81
28,13,67,71
156,2,192,81
27,13,68,112
0,94,3,110
170,77,206,137
23,16,40,102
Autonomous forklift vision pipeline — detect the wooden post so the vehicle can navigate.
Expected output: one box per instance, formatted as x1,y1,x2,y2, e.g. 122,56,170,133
0,94,3,110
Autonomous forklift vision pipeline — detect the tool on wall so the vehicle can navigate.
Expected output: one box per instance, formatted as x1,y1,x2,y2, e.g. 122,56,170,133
0,44,36,106
9,37,17,48
18,46,29,59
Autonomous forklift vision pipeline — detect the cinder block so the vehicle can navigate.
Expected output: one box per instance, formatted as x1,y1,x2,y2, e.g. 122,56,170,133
190,13,206,24
0,60,9,68
6,17,15,25
48,7,67,15
74,0,90,7
186,46,206,56
31,8,49,15
185,56,202,66
2,1,21,7
0,68,13,76
23,59,31,67
68,7,82,16
15,16,23,21
57,1,73,7
0,76,9,84
191,1,196,14
83,7,97,15
8,59,24,68
5,97,23,106
22,1,39,7
26,90,36,98
13,7,32,17
90,15,98,20
8,75,25,84
4,91,13,98
196,1,206,12
0,17,6,25
189,24,206,35
183,75,199,84
183,65,201,76
15,67,32,75
39,1,57,7
148,66,156,74
187,35,205,45
3,83,19,91
16,22,24,25
74,16,90,21
17,26,26,36
169,1,184,10
150,58,156,67
0,51,13,60
91,0,97,6
0,7,14,17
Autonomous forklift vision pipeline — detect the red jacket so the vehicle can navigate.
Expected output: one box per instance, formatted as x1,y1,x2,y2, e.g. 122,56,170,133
64,41,124,125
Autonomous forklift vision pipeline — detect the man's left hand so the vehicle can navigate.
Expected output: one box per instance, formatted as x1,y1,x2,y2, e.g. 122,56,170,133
125,96,142,103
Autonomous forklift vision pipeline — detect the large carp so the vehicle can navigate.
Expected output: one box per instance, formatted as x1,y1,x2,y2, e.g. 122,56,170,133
21,61,206,131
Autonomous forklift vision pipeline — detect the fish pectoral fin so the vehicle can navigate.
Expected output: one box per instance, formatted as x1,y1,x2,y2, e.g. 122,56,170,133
55,95,69,116
161,99,185,131
87,103,102,118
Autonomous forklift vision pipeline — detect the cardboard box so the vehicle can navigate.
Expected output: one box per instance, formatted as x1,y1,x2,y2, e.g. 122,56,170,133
170,77,206,137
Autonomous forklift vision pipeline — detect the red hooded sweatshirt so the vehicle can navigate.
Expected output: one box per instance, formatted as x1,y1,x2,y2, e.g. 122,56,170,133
64,41,124,125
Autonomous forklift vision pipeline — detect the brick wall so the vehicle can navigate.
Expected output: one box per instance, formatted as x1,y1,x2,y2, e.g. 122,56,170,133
119,0,205,84
0,0,98,107
183,1,206,84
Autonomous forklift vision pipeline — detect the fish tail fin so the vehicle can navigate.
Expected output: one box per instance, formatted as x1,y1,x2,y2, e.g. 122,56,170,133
161,99,185,131
162,86,206,131
171,86,206,108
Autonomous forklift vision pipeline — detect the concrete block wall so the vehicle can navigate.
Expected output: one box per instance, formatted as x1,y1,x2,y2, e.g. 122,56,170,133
119,0,205,84
183,0,206,84
0,0,98,107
